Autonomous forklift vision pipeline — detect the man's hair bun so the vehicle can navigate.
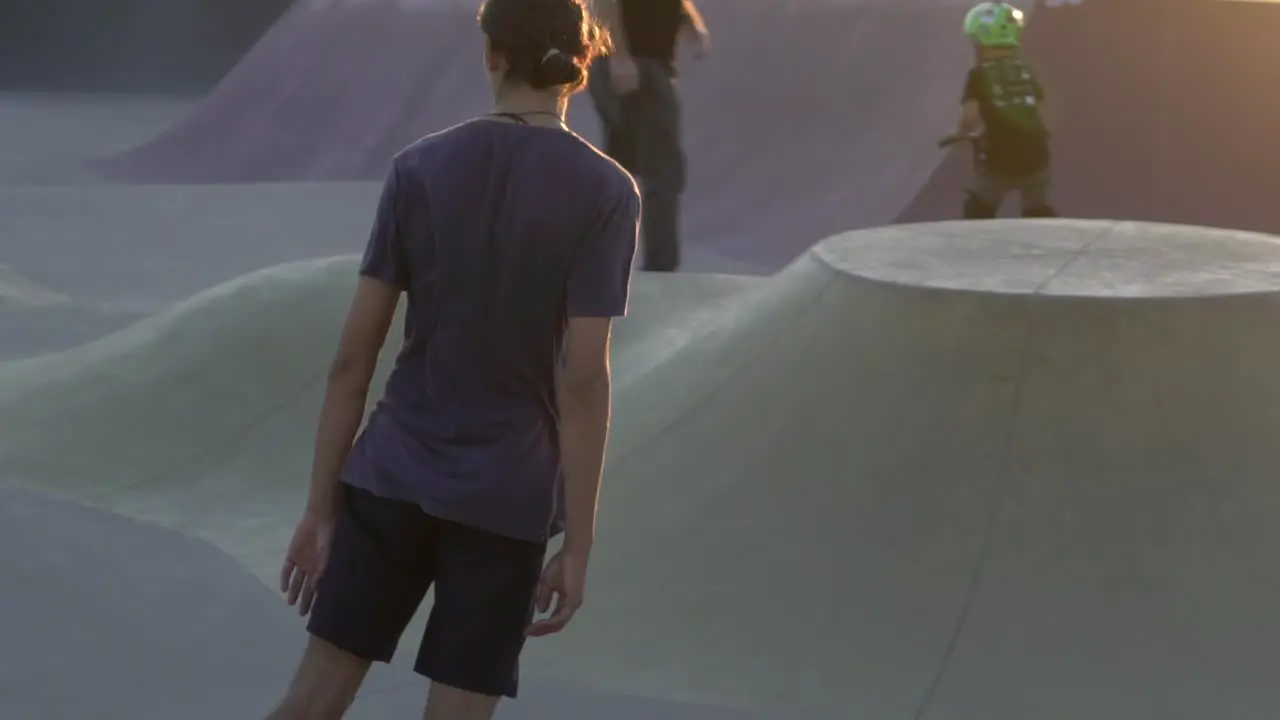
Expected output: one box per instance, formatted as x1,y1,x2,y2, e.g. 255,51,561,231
479,0,612,93
533,48,584,90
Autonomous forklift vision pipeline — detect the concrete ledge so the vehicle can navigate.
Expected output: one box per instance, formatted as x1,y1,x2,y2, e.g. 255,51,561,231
816,219,1280,297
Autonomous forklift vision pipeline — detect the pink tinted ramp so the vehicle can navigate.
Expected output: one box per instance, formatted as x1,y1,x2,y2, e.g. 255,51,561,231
897,0,1280,231
93,0,974,270
90,0,477,183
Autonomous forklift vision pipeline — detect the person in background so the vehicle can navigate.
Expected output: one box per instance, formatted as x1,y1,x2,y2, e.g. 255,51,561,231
265,0,639,718
956,1,1057,219
589,0,710,271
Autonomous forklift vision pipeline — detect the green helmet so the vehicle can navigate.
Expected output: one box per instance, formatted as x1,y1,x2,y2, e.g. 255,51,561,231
964,2,1026,47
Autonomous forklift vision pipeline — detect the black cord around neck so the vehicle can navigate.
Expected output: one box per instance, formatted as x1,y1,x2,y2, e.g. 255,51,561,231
489,111,564,126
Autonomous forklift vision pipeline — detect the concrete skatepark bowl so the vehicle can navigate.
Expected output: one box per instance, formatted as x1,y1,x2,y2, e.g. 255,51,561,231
3,0,1280,718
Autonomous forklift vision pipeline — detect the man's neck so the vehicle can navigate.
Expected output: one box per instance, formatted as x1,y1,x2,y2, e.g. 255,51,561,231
493,88,567,128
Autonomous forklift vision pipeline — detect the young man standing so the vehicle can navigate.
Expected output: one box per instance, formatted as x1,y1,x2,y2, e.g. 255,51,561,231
589,0,710,272
265,1,636,718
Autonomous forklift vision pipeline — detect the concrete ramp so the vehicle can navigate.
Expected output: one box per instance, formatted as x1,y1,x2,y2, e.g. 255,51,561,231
899,0,1280,233
4,219,1280,717
543,219,1280,716
0,259,754,579
94,0,975,269
0,486,775,719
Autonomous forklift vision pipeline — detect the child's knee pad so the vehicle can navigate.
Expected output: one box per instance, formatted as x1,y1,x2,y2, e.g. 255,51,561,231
963,193,998,220
1021,204,1057,218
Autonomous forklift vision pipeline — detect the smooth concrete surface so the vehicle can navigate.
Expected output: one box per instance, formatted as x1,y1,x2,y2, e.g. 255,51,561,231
817,220,1280,296
0,0,292,93
0,485,784,720
5,219,1280,718
0,92,192,185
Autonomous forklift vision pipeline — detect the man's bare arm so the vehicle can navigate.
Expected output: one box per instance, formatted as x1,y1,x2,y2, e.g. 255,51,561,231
681,0,708,35
556,317,615,554
307,277,399,516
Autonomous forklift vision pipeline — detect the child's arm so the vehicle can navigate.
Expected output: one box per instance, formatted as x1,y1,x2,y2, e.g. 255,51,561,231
1035,81,1054,133
958,99,983,136
957,69,984,136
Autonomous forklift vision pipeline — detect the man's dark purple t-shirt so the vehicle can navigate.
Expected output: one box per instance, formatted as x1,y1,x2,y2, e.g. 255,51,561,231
342,118,640,543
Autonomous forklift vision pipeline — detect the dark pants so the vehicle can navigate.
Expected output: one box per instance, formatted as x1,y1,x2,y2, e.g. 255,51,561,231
588,56,686,272
965,166,1055,218
306,484,547,698
962,136,1056,218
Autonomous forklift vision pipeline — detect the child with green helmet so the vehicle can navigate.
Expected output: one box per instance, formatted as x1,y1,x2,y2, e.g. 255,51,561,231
954,1,1056,218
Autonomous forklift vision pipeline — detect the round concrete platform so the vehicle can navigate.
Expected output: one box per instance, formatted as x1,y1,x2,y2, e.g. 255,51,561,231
548,219,1280,716
816,219,1280,297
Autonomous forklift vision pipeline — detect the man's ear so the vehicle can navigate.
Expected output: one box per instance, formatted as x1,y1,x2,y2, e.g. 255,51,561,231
484,39,503,73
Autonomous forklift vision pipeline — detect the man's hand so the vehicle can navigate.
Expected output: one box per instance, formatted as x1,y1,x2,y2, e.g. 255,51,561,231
525,547,591,637
609,53,641,95
279,506,338,617
680,0,710,59
685,26,711,59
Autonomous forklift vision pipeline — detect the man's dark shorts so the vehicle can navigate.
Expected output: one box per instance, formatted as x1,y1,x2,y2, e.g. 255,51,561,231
307,484,547,698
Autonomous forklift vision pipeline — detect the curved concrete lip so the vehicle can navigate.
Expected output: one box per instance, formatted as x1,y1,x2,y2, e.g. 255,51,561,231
815,219,1280,298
